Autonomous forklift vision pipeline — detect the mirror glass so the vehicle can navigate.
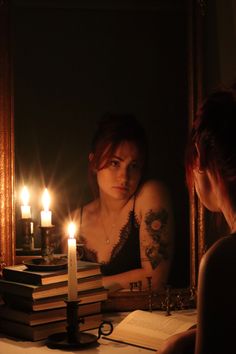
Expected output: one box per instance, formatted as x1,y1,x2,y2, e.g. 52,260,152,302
12,0,190,288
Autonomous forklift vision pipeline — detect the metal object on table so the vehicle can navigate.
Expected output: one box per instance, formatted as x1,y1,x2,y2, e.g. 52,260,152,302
46,298,113,349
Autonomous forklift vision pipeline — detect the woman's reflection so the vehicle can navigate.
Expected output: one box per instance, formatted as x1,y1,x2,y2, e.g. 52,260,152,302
67,114,174,292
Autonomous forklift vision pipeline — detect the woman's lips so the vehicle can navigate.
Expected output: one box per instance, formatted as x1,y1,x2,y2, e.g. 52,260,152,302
113,186,128,191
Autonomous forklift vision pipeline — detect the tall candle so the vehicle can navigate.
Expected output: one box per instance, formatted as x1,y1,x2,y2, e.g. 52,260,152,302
20,186,31,219
67,222,78,301
40,188,52,227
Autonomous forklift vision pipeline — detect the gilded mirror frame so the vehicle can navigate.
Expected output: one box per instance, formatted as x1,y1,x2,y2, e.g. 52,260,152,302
0,0,206,287
0,0,15,269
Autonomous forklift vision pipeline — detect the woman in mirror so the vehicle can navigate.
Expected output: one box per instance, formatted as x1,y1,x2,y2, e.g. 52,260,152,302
158,83,236,354
72,114,174,292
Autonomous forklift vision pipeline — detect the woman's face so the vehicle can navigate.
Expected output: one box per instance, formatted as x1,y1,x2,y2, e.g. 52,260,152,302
96,141,143,200
193,168,220,212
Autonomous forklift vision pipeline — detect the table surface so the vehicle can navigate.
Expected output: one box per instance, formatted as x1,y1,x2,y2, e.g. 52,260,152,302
0,312,152,354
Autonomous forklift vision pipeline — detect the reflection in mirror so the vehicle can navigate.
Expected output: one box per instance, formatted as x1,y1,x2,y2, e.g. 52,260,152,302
0,0,203,290
13,0,189,288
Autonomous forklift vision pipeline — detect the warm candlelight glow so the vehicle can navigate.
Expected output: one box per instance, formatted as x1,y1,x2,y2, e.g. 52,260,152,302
20,186,31,219
40,188,52,227
21,186,29,205
67,222,78,301
68,222,76,238
42,188,50,211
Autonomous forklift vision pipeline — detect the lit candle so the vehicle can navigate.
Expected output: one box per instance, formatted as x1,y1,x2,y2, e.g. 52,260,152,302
67,222,78,301
20,186,31,219
40,188,52,227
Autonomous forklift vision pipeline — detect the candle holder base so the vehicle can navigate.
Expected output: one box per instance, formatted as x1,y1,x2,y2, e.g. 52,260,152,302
47,331,99,349
23,256,67,271
46,299,113,350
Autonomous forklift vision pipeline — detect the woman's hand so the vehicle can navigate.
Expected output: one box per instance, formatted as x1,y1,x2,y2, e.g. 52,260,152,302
157,329,196,354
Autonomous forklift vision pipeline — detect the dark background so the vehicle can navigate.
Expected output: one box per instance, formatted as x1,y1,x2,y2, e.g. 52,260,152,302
13,0,189,287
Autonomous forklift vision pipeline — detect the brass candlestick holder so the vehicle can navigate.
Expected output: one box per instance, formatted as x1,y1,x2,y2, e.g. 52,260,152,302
23,225,67,270
47,298,113,349
22,218,34,251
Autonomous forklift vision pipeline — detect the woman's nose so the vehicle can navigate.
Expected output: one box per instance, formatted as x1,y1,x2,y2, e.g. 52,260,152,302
118,167,129,183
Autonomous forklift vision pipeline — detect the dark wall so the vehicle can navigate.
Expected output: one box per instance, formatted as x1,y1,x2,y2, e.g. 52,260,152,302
204,0,236,93
13,1,189,287
200,0,236,248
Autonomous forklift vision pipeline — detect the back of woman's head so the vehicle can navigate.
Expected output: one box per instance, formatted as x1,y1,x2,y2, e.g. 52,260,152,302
89,113,148,196
186,83,236,204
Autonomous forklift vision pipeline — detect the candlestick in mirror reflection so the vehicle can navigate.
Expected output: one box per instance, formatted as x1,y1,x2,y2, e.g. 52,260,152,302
20,186,34,250
41,188,52,227
20,186,31,219
40,226,55,262
67,223,78,301
40,188,54,262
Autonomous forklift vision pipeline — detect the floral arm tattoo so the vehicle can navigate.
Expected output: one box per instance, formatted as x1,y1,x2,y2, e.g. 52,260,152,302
144,208,169,269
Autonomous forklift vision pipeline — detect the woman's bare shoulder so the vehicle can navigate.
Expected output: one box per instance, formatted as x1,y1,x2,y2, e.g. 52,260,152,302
71,199,99,222
199,234,236,276
136,179,171,204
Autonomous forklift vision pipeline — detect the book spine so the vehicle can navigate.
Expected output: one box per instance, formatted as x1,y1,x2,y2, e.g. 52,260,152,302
0,302,102,326
0,314,103,341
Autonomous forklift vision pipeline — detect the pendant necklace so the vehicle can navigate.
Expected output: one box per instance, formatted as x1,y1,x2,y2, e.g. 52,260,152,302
100,214,116,245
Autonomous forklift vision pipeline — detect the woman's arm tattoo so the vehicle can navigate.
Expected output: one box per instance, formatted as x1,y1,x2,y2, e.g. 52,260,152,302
144,208,169,269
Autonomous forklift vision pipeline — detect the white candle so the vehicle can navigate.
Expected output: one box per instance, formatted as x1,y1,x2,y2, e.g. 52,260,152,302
20,186,31,219
67,222,78,301
40,188,52,227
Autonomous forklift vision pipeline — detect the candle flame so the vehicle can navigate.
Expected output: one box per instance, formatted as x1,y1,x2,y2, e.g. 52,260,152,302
21,186,29,206
42,188,50,211
68,222,76,239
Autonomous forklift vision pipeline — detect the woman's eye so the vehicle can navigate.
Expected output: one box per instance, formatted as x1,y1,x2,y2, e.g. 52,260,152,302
110,160,119,167
130,162,139,170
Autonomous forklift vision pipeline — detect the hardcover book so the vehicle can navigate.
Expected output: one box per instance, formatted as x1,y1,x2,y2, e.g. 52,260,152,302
0,275,103,300
105,309,197,351
0,313,103,341
3,287,108,311
2,260,101,285
0,301,101,325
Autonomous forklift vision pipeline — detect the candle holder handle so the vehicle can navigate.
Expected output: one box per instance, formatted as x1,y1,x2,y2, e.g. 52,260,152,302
46,298,113,349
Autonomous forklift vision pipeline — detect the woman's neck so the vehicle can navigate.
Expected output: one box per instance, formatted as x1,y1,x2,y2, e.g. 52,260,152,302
98,194,133,216
229,213,236,234
222,205,236,234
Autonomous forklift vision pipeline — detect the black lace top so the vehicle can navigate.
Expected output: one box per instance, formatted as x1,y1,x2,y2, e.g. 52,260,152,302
78,201,141,276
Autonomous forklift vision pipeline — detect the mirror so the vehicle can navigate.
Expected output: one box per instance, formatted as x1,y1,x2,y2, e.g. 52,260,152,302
0,0,204,289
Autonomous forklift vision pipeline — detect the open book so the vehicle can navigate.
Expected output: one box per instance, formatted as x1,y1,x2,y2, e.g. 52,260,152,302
105,309,197,351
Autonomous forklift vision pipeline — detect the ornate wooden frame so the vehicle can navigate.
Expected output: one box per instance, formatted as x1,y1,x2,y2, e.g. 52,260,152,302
0,0,15,269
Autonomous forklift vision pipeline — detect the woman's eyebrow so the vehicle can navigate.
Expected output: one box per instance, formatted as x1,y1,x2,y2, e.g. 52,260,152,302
112,154,139,163
112,155,123,161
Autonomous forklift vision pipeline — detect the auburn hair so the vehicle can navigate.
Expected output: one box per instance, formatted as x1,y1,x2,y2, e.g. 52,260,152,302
88,113,148,197
185,83,236,206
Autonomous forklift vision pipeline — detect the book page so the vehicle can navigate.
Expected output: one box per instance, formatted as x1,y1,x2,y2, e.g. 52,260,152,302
106,310,197,350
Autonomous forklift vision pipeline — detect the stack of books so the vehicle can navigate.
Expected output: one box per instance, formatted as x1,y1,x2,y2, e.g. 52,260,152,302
0,260,108,341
